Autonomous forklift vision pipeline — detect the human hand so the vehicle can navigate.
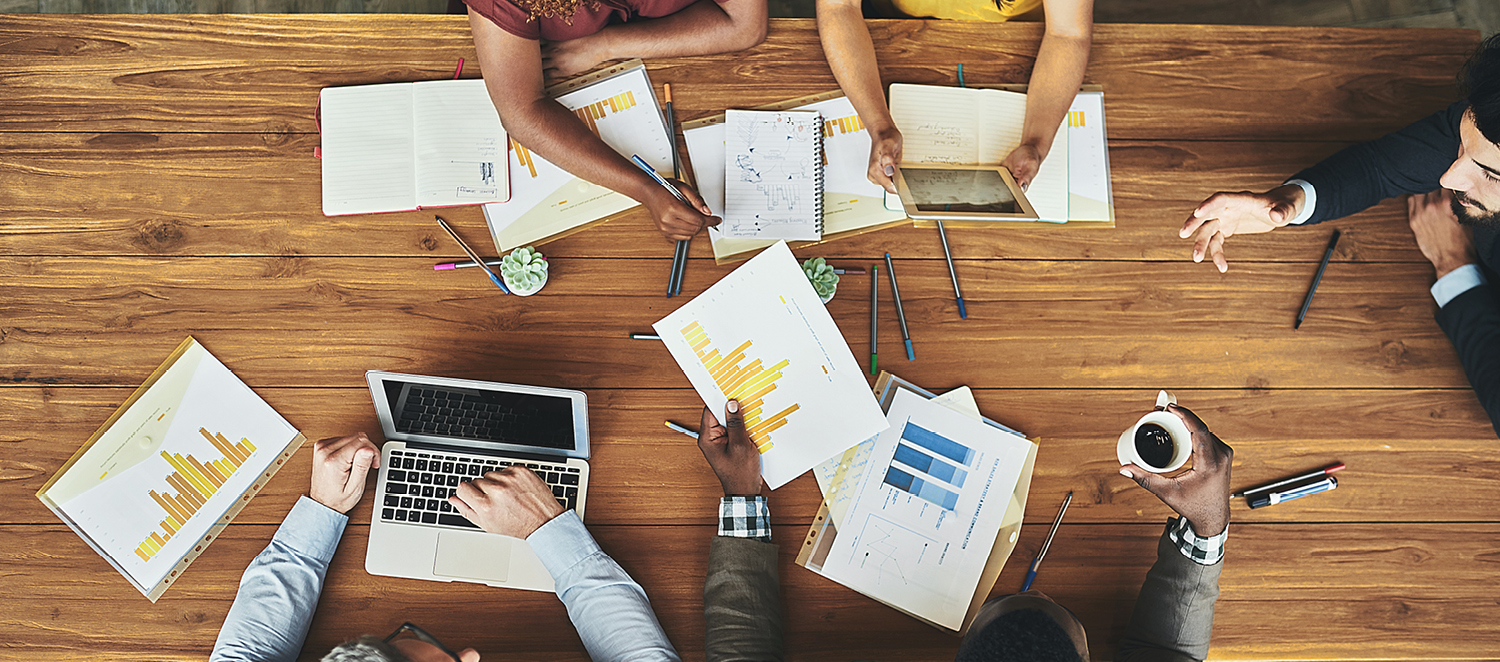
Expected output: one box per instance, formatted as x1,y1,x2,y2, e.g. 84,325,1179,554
1119,404,1234,537
1408,189,1477,280
541,36,606,80
1001,142,1043,191
1180,184,1306,273
447,466,565,539
645,180,721,241
866,126,903,194
698,400,764,496
309,432,380,514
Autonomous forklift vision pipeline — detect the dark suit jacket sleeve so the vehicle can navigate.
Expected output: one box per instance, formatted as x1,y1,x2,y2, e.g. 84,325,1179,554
1292,101,1465,225
1437,282,1500,435
703,536,784,662
1114,523,1223,662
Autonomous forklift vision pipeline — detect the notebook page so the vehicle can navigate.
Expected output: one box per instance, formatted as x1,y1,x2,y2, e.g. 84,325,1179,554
320,83,417,216
412,79,508,208
1024,119,1069,221
721,110,823,241
888,84,984,164
973,88,1028,163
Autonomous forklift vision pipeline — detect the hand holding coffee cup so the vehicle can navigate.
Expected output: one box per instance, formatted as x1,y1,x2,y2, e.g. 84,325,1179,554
1118,396,1235,537
1117,390,1192,473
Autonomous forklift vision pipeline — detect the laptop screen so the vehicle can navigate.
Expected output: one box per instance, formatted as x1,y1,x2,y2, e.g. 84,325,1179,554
380,378,578,451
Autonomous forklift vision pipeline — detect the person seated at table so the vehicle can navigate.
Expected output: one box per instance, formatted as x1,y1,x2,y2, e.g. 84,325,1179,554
695,398,1232,662
816,0,1092,194
694,399,783,662
1180,34,1500,436
463,0,766,242
209,432,679,662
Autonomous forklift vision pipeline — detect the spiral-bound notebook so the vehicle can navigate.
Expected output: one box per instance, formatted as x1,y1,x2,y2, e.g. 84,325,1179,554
721,110,823,241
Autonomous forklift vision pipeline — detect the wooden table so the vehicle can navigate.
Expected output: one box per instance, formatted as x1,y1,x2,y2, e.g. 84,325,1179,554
0,15,1492,661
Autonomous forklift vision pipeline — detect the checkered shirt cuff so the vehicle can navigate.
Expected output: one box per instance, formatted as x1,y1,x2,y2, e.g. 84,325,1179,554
718,496,772,542
1168,516,1226,566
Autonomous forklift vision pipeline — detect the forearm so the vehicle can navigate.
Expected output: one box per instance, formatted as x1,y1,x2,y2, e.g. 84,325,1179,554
1436,283,1500,437
497,92,660,203
592,0,766,58
1116,520,1223,662
210,497,347,662
1018,31,1089,160
818,2,896,136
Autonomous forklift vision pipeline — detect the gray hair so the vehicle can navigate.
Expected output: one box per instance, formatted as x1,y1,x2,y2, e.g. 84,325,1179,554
321,635,414,662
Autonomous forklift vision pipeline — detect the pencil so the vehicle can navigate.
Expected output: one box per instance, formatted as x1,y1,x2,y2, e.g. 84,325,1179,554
1020,491,1072,592
884,253,914,361
435,215,509,294
1295,229,1341,329
935,221,966,319
870,264,879,375
664,420,699,439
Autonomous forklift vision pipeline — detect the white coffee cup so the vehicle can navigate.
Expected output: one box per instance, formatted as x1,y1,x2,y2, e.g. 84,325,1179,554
1117,390,1192,473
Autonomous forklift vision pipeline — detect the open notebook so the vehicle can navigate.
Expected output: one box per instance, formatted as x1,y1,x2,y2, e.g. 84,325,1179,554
320,79,508,216
719,110,825,241
684,93,909,263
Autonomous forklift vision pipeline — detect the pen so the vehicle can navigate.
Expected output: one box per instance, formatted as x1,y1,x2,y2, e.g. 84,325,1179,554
435,259,503,271
884,253,914,361
664,420,699,439
435,215,510,294
1233,462,1345,499
630,153,691,298
936,221,966,319
630,333,662,340
870,264,879,375
663,86,690,298
1295,229,1341,329
833,268,866,275
1247,476,1338,509
1020,491,1072,592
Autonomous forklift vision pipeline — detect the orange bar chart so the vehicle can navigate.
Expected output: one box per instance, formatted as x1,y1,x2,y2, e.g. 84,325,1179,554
510,138,538,179
133,429,258,562
572,90,638,137
823,114,865,137
680,321,799,454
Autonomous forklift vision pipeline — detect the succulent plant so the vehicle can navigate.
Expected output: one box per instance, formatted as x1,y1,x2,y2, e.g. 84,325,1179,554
802,257,839,300
500,246,548,291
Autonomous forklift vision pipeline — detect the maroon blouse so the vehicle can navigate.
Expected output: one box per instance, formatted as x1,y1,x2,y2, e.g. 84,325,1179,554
466,0,725,41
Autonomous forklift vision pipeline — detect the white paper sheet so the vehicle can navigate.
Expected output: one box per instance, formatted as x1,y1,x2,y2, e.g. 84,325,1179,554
412,79,507,207
653,241,888,489
819,389,1032,630
320,84,417,216
721,110,823,240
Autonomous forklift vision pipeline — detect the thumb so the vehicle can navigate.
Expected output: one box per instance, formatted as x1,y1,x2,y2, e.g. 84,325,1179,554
724,399,749,447
347,448,376,493
1120,465,1172,496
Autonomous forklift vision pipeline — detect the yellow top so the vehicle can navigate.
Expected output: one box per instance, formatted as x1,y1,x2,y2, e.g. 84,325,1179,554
882,0,1044,21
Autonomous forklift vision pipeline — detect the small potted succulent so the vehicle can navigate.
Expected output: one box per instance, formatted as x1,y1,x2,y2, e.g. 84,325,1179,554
500,246,548,296
802,257,839,304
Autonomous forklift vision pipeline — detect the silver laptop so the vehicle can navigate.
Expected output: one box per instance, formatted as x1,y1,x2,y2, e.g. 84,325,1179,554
364,370,590,592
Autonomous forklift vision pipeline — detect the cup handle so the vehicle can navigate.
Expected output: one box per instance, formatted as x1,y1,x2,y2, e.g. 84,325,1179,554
1155,390,1177,410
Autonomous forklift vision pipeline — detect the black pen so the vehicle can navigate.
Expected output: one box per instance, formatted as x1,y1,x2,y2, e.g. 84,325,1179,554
1295,229,1340,329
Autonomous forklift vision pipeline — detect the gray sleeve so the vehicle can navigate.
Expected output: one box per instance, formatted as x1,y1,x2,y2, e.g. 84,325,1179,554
1115,523,1224,662
704,536,784,662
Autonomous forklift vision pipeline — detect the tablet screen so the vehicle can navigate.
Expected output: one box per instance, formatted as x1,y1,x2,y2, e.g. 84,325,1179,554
903,168,1021,213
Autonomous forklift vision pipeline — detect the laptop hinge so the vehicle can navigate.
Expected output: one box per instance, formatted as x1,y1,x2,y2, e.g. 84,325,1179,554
399,440,565,464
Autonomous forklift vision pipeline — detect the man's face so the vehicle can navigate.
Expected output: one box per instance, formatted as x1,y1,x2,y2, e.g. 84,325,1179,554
1441,110,1500,226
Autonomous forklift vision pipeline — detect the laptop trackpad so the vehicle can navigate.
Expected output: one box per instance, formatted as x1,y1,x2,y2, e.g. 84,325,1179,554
434,531,511,583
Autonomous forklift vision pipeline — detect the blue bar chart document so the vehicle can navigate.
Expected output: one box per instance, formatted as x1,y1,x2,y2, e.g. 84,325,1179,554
819,389,1032,629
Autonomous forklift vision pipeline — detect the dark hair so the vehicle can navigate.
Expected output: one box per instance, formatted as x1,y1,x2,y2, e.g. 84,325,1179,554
1464,33,1500,145
953,608,1084,662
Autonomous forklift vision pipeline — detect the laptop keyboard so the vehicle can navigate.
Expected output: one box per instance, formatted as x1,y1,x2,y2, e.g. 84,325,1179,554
380,449,580,529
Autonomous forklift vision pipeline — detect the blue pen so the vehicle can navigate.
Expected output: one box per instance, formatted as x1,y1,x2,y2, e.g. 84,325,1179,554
1020,492,1071,592
935,221,966,319
435,215,509,294
1248,476,1338,509
631,154,694,297
883,253,915,361
631,154,689,204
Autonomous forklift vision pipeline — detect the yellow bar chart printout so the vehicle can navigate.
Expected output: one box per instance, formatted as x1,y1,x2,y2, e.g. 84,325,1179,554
134,428,257,562
681,321,800,454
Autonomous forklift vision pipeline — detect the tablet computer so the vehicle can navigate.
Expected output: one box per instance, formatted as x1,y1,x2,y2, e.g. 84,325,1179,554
893,165,1039,221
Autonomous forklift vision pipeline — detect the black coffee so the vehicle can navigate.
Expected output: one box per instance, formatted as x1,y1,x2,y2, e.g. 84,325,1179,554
1134,423,1176,468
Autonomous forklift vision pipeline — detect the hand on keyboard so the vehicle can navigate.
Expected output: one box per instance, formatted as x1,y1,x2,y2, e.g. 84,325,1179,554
447,466,566,538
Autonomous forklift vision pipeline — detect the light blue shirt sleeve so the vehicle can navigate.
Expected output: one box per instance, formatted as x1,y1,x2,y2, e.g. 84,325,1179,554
210,496,348,662
1284,179,1318,225
528,511,680,662
1432,263,1487,307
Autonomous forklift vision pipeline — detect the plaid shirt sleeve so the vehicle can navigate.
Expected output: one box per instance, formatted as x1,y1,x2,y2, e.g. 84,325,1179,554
1167,516,1227,566
718,496,772,542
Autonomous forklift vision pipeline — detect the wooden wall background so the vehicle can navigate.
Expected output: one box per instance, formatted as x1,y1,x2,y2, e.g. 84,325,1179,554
0,16,1494,661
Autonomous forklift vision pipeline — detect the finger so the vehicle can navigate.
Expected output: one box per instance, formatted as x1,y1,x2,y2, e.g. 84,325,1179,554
723,399,750,449
1167,404,1232,467
1208,232,1228,273
674,181,712,216
456,477,487,502
1191,222,1218,263
1120,464,1174,496
448,494,479,521
344,447,377,496
703,214,723,228
314,433,360,458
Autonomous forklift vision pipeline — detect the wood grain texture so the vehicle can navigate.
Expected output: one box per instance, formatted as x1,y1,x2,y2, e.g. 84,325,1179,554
3,523,1498,661
5,387,1497,527
0,134,1427,262
0,17,1478,140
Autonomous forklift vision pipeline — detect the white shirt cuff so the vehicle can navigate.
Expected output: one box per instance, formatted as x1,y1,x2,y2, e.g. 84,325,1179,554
1431,263,1487,307
1283,179,1317,225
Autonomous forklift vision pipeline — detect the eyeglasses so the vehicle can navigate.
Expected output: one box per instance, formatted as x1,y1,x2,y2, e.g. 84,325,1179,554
384,622,462,662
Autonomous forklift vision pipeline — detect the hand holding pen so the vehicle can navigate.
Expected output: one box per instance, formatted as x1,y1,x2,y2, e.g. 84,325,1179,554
1119,404,1234,537
633,155,720,241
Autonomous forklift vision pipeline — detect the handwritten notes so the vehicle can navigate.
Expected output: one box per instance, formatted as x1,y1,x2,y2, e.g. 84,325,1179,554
721,110,823,241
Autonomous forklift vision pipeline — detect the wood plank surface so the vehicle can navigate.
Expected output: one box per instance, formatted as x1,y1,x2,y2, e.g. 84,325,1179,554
0,17,1477,141
4,387,1497,526
3,523,1497,661
0,134,1430,262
